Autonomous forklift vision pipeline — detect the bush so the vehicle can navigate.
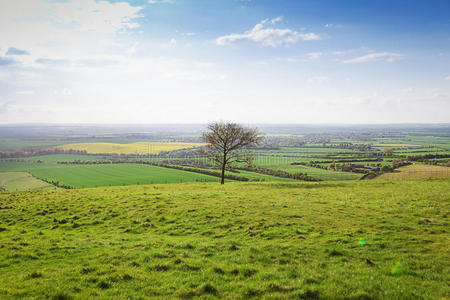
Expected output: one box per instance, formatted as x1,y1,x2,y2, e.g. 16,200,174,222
381,165,393,173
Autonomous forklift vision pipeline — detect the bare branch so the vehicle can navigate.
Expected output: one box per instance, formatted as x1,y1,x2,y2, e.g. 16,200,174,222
200,121,262,184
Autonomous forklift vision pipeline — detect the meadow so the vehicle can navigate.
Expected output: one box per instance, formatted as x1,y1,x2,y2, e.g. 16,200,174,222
0,172,55,191
1,128,449,188
0,179,448,299
0,162,219,188
0,155,295,188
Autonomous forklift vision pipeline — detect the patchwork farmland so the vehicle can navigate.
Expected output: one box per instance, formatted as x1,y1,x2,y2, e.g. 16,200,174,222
1,126,450,189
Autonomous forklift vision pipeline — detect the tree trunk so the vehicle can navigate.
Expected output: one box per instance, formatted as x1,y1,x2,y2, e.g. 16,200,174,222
221,163,225,184
221,154,226,184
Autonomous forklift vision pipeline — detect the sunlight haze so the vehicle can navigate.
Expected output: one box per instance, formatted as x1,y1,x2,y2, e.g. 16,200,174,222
1,0,449,124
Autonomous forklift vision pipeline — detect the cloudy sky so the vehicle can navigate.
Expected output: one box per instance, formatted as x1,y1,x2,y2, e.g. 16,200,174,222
0,0,449,124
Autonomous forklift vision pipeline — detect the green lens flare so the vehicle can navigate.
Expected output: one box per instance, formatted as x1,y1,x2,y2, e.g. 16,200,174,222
391,262,401,275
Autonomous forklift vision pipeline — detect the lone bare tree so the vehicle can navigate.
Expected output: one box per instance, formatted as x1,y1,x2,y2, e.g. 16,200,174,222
202,121,262,184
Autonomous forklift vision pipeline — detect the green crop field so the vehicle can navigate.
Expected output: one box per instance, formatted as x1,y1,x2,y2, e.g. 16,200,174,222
0,172,56,191
2,130,450,186
32,164,219,188
253,161,363,181
229,169,296,182
0,155,299,187
0,179,448,299
278,164,362,180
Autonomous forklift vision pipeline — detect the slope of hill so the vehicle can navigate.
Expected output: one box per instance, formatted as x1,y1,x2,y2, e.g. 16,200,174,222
0,179,448,299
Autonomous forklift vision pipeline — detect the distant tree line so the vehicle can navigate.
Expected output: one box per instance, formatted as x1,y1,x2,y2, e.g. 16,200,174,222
29,173,72,189
58,160,111,165
406,154,450,161
0,148,88,158
292,158,382,165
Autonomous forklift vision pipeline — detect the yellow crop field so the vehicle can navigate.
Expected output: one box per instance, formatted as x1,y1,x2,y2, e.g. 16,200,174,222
372,143,421,147
56,142,205,154
377,164,450,180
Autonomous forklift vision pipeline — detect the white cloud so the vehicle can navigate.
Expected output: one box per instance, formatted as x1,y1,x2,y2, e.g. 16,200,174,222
53,88,73,96
0,102,15,114
275,57,304,63
308,52,322,60
148,0,175,3
445,75,450,81
307,76,328,84
0,0,143,59
127,42,139,55
299,33,320,41
16,90,35,95
216,17,319,47
35,57,121,70
343,52,402,63
161,38,177,48
324,23,343,29
51,0,142,34
270,16,283,25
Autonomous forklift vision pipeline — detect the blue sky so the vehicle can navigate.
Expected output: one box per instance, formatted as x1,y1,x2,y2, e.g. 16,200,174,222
0,0,449,123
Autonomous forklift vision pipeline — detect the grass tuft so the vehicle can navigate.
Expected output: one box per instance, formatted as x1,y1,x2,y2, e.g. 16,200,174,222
97,280,111,289
198,283,218,295
26,271,43,279
51,292,73,300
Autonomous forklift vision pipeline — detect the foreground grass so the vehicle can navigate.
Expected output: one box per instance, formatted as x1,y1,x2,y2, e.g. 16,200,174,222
0,179,449,299
0,172,55,191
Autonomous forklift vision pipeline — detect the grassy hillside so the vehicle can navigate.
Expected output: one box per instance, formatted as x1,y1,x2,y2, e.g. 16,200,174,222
56,142,204,154
0,179,448,299
0,172,55,191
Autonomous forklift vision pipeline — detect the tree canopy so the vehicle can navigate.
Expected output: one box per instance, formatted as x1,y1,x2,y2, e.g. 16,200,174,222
202,122,262,184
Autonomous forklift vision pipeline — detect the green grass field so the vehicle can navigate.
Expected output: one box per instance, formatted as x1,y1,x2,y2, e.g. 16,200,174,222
258,163,363,181
0,179,448,299
0,155,297,187
30,164,219,188
229,169,296,182
0,172,56,191
2,130,450,186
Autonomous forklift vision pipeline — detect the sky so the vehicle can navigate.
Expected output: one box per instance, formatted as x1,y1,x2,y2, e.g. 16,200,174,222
0,0,449,124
